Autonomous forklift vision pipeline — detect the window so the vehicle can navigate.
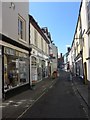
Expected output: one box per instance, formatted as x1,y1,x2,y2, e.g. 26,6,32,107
34,30,37,46
18,14,26,41
41,37,43,51
45,42,48,54
31,57,37,66
87,1,90,28
4,47,29,91
79,16,82,31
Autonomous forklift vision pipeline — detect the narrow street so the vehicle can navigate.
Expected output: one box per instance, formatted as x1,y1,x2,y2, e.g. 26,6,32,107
17,70,88,119
1,1,90,120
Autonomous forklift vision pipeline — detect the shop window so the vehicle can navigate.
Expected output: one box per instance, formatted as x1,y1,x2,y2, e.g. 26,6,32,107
4,55,19,89
31,57,37,67
19,58,28,83
4,47,29,91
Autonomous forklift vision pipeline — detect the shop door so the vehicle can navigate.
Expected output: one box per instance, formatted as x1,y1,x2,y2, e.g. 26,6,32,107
84,62,87,84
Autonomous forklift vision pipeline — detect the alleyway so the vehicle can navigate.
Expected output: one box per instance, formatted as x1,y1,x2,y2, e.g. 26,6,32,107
17,70,88,119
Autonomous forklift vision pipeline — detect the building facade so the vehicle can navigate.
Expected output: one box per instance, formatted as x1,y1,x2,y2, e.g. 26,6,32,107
70,0,89,84
58,53,64,70
29,15,49,85
41,27,52,77
86,0,90,82
0,1,2,100
0,2,31,99
50,43,58,75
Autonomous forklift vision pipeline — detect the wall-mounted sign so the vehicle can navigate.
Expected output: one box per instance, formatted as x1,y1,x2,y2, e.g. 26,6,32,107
4,47,15,55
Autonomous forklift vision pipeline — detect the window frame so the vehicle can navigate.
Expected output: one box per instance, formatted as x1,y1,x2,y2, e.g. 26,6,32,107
34,30,37,46
87,1,90,29
18,14,26,42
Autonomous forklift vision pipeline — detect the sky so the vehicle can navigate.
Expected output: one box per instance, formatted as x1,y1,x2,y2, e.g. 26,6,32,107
29,2,81,55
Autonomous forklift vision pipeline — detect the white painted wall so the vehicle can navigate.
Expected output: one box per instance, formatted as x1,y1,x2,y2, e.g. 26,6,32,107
2,2,29,46
88,35,90,81
68,50,72,70
81,0,90,81
51,43,58,73
0,1,2,33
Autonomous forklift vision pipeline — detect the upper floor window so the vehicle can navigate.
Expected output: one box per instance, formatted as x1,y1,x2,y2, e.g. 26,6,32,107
41,37,43,51
45,42,47,54
18,14,26,41
34,30,37,46
87,1,90,28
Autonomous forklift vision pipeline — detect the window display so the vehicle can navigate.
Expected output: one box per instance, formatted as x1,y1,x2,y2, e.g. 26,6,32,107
4,47,29,91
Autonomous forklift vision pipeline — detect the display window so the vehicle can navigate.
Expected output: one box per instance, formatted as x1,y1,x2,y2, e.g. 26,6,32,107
42,60,45,78
31,56,37,81
4,47,29,91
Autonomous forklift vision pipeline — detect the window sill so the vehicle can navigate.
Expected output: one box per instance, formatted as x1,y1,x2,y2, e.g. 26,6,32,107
4,82,29,92
18,38,27,44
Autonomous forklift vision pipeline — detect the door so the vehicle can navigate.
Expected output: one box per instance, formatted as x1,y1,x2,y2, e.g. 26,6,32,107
84,62,87,84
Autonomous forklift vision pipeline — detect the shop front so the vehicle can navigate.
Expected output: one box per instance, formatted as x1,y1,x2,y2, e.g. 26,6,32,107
31,56,37,84
75,56,83,78
0,46,2,99
37,59,42,81
3,47,29,97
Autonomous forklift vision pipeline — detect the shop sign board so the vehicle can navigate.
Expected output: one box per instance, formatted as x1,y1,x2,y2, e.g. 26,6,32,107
37,53,42,58
4,47,15,56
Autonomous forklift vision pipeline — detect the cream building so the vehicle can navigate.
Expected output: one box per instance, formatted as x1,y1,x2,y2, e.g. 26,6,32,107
29,15,49,85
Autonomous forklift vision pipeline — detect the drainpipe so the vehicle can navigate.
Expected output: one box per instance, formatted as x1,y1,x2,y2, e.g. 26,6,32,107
2,46,4,99
29,15,32,89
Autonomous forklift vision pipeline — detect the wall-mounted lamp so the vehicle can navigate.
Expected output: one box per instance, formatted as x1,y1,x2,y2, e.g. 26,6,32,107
9,2,15,10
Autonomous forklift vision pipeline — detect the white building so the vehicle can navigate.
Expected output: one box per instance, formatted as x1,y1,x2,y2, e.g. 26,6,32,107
51,43,58,74
70,0,89,83
86,0,90,82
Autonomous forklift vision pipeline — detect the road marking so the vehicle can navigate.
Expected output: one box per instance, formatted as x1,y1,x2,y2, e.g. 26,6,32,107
20,100,26,102
13,105,19,107
16,79,58,119
16,91,46,120
0,105,5,108
49,85,53,88
42,88,46,91
9,100,14,103
16,102,22,104
2,103,9,106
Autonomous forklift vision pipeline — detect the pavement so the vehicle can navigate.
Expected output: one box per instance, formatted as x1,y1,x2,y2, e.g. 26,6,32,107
1,76,58,119
71,75,90,119
71,75,89,107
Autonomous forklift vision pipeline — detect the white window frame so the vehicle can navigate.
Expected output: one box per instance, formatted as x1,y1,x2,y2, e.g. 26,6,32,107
18,14,26,42
34,30,37,46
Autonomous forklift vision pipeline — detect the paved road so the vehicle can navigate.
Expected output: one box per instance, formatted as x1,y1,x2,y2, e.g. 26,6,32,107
19,71,88,119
